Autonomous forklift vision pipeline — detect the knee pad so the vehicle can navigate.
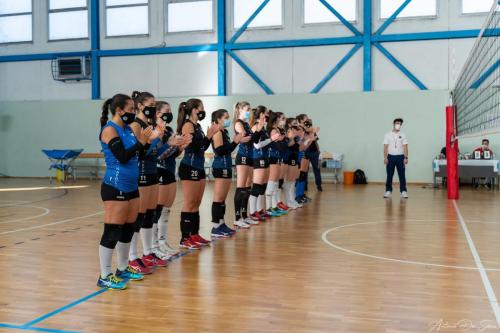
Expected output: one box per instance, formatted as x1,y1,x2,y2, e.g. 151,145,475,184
154,205,163,223
261,183,268,195
142,209,155,229
119,223,135,243
100,224,123,249
134,213,145,232
279,179,284,189
251,184,262,197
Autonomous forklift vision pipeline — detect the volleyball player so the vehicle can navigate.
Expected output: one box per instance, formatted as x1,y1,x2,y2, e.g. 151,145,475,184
210,109,250,237
284,118,303,209
177,99,220,249
276,112,291,211
98,93,150,290
233,102,255,229
296,114,317,204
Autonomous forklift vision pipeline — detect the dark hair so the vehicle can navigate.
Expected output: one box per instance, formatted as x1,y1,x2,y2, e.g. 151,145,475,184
212,109,228,123
156,101,170,114
296,114,308,123
250,105,267,127
266,110,279,133
285,117,296,131
393,118,404,124
100,93,132,127
177,98,203,134
483,139,490,144
131,91,154,108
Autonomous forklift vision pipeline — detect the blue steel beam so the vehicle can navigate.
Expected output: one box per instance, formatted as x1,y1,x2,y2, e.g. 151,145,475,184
470,59,500,89
226,35,363,50
98,44,218,57
311,43,362,93
217,0,226,96
227,49,274,94
373,29,500,42
228,0,270,44
90,0,100,100
373,42,427,90
363,0,372,91
374,0,412,35
0,52,90,62
318,0,362,36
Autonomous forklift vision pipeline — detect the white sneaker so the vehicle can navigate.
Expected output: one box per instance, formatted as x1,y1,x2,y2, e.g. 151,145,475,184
294,201,303,208
234,219,251,228
384,191,392,198
244,217,259,225
159,242,180,257
153,248,171,261
401,191,409,199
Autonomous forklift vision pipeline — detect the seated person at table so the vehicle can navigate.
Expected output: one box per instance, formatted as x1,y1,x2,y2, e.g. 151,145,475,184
473,139,493,159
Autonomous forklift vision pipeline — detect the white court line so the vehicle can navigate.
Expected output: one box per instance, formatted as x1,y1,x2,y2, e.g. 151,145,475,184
453,200,500,328
0,211,103,236
0,205,50,224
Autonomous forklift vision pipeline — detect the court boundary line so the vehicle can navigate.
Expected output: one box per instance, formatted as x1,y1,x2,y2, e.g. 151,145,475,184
452,200,500,328
0,205,50,224
0,323,79,333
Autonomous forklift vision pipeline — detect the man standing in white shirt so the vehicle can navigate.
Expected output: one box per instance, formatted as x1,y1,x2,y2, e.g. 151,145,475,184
383,118,409,199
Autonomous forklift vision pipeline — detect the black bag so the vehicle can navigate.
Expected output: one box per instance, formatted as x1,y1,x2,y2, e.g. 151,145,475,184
353,169,367,184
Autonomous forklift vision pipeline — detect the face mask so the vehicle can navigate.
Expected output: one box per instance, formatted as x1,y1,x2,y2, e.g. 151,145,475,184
120,112,135,125
304,120,312,128
223,119,231,128
161,113,173,124
197,110,206,121
143,106,156,119
243,111,251,121
394,124,401,130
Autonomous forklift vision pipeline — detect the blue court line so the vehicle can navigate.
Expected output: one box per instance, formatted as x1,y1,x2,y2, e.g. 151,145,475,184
0,323,79,333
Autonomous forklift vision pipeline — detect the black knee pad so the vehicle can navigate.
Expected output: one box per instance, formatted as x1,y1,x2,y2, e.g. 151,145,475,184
100,224,123,249
279,179,284,189
119,223,135,243
134,213,145,232
154,205,163,224
260,183,267,195
142,209,155,229
251,184,262,197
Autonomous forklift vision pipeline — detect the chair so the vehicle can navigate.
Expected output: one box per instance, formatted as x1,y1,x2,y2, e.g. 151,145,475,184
41,149,84,183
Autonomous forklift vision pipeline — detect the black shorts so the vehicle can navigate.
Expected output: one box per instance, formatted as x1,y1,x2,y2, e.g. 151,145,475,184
158,168,176,185
253,157,270,169
235,155,253,166
139,173,158,187
212,168,232,179
101,183,140,202
178,163,206,181
269,156,282,165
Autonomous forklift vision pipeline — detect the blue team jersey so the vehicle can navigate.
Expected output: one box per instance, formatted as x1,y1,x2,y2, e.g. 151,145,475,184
253,129,270,159
212,129,233,169
101,121,139,193
135,118,159,176
236,120,253,158
157,126,178,174
181,120,206,170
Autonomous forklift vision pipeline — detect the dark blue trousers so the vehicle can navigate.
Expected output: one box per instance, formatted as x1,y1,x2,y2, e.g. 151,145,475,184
386,154,407,192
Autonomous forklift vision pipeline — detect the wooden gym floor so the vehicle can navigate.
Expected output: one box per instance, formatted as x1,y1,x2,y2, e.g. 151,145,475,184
1,178,500,332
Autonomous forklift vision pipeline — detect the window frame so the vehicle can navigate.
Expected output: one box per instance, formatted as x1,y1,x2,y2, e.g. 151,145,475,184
0,0,34,45
301,0,358,27
460,0,494,16
164,0,215,35
378,0,438,22
47,0,89,42
104,0,150,38
231,0,285,32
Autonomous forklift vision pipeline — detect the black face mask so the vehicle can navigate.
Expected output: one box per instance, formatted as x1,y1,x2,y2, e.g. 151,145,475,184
197,111,206,121
304,120,312,128
143,106,156,119
120,112,135,125
161,113,173,124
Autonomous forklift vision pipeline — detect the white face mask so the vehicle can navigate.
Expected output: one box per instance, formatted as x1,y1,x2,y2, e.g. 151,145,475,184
394,124,401,131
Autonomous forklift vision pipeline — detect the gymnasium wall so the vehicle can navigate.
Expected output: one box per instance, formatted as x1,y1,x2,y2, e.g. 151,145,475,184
0,89,456,183
0,0,489,100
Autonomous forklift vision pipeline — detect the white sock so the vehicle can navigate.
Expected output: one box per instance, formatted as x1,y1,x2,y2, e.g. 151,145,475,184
284,181,292,204
158,207,170,245
116,241,130,271
249,195,258,214
152,223,159,250
258,194,265,212
140,228,153,256
128,232,139,261
289,181,297,203
99,245,114,279
265,181,276,210
272,183,280,208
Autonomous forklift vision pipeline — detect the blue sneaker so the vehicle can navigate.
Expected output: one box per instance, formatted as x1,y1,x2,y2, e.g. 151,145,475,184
272,208,287,215
220,223,236,235
211,225,230,238
116,266,144,282
97,274,127,290
266,209,282,217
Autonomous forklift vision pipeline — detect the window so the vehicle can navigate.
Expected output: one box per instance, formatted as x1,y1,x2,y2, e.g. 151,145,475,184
380,0,436,19
0,0,32,43
462,0,495,14
304,0,356,24
167,1,213,33
49,0,88,40
106,0,149,37
233,0,282,29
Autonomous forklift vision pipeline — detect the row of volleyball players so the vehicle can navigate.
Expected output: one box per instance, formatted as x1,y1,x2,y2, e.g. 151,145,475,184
97,92,317,289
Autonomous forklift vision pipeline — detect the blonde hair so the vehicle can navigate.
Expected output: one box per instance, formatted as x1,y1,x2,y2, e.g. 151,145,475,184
233,101,250,125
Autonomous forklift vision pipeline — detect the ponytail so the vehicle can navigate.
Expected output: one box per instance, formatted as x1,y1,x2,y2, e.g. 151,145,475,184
100,98,112,128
